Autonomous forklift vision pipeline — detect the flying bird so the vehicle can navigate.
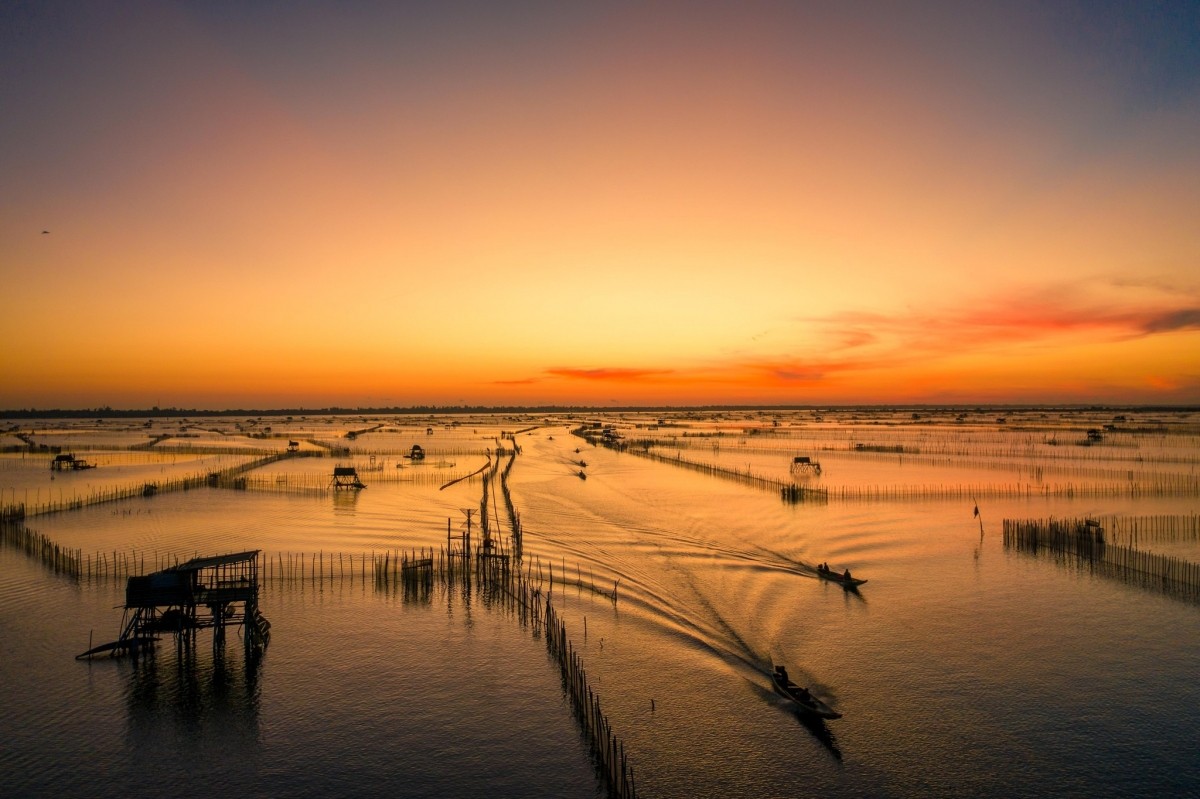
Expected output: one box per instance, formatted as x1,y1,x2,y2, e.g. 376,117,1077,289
41,230,49,234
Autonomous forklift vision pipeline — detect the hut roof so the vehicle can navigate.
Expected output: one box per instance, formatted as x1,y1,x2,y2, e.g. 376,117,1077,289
173,550,261,572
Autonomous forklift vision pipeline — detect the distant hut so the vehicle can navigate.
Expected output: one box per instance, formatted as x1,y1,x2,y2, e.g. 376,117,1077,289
51,453,95,471
331,466,366,489
287,440,300,452
790,455,822,477
406,444,426,461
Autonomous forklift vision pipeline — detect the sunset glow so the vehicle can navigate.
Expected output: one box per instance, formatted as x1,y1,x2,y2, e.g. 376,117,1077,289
3,2,1198,409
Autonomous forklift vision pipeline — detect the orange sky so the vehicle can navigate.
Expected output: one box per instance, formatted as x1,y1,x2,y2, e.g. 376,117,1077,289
2,2,1198,409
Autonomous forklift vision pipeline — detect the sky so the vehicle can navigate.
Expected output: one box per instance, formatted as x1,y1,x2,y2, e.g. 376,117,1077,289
2,1,1199,409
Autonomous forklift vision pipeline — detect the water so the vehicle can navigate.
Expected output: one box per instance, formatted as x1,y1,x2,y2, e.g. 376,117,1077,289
0,552,598,798
2,411,1199,797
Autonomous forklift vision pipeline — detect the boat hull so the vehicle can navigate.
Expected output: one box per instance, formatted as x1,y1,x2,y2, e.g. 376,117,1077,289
817,570,867,588
771,672,842,719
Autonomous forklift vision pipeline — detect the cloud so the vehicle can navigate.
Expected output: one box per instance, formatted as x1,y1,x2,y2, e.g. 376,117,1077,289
805,283,1200,357
1141,308,1200,334
527,282,1200,400
546,367,675,382
745,353,889,386
770,366,825,382
832,328,877,350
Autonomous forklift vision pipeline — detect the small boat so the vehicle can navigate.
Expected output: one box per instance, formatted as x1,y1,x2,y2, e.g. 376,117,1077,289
816,566,867,588
772,666,842,719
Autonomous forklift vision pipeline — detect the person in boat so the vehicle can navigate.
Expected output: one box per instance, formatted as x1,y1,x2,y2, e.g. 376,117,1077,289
843,568,852,581
775,665,789,684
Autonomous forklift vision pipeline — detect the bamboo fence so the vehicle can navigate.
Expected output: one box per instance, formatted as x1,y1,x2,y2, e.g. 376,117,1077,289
1003,516,1200,602
605,446,1199,505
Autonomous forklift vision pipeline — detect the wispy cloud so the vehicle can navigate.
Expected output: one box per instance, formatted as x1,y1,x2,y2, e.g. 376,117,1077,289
546,367,675,382
807,283,1200,356
524,282,1199,400
1141,308,1200,334
719,282,1200,392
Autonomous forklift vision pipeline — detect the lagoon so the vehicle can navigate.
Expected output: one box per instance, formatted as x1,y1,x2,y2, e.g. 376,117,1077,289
2,409,1198,797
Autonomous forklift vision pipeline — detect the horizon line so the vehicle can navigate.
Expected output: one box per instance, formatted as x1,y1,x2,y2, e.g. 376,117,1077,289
3,403,1197,419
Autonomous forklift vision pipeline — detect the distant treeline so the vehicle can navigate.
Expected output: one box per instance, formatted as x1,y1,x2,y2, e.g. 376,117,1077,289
3,404,1196,420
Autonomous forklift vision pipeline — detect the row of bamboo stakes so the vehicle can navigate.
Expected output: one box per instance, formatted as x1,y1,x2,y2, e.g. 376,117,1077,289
822,481,1200,501
823,449,1200,489
547,602,638,798
657,429,1200,453
0,451,298,520
8,525,631,796
0,529,621,616
604,439,1200,503
1096,513,1200,544
1,473,212,521
652,432,1200,474
0,443,505,521
353,537,636,796
433,463,636,799
626,446,792,492
317,541,639,796
239,467,476,494
1002,517,1200,602
2,430,639,799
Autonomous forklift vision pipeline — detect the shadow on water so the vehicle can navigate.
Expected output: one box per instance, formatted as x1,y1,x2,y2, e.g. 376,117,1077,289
753,676,843,762
332,488,361,515
123,643,262,757
793,708,843,762
839,584,867,605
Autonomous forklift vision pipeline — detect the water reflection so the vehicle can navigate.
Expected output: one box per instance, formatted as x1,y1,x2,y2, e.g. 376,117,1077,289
840,586,866,607
123,644,261,762
331,488,360,515
4,410,1199,799
401,575,434,605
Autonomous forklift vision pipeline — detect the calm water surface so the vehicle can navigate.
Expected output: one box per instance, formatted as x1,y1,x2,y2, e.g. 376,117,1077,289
2,411,1198,798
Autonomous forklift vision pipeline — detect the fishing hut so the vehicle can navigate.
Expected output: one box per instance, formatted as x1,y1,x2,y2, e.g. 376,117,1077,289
407,444,426,461
790,455,822,477
287,440,300,452
331,465,366,489
78,550,270,659
51,453,95,471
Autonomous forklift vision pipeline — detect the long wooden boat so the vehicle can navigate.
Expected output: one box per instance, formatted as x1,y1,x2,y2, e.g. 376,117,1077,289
816,567,867,588
771,667,842,719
